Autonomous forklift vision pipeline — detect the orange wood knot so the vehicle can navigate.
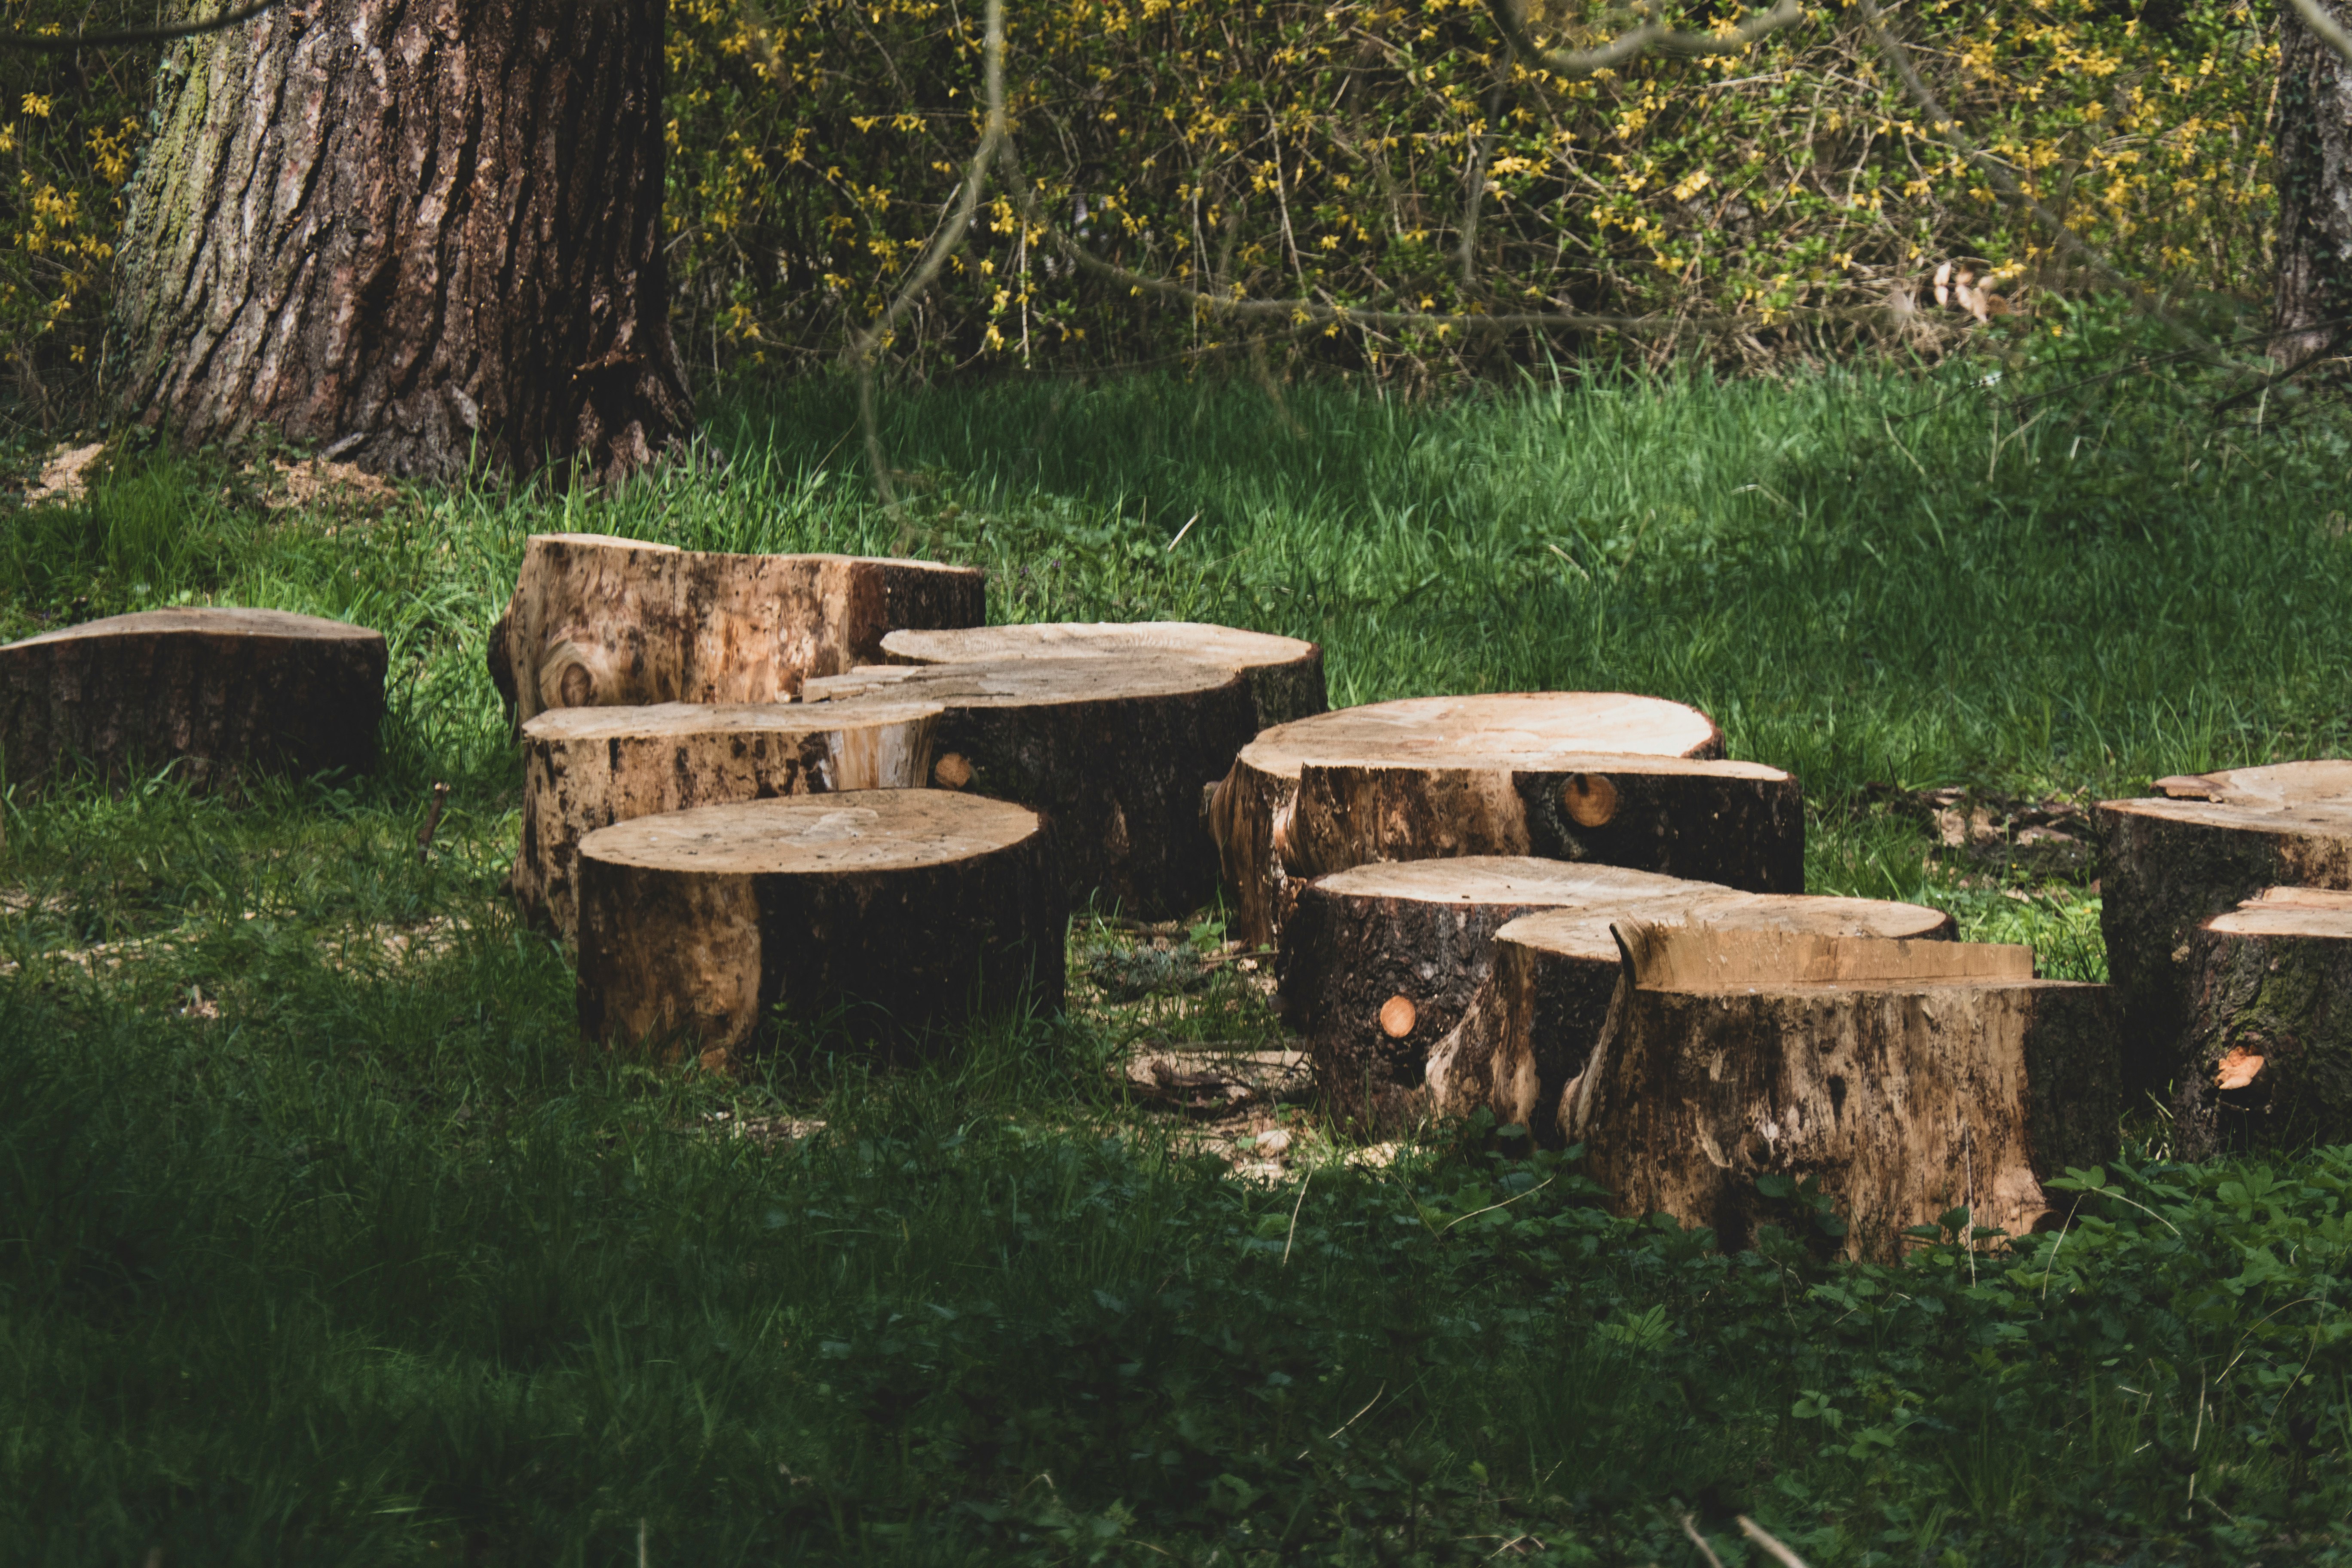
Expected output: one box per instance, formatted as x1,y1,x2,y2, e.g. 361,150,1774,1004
934,752,974,789
1562,772,1618,827
1379,994,1418,1038
2215,1047,2265,1091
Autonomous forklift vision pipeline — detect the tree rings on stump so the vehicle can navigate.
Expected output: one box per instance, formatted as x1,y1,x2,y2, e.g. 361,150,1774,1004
2173,887,2352,1157
1282,854,1949,1132
1568,923,2119,1260
516,699,943,942
806,655,1258,918
487,532,983,723
574,789,1064,1061
2098,761,2352,1096
1210,692,1730,948
0,607,386,793
881,621,1327,731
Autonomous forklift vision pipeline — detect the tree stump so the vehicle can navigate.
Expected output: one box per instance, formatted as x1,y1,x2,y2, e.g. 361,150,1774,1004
1209,692,1730,948
0,607,386,793
516,699,943,943
1426,895,1957,1142
2098,762,2352,1096
2172,887,2352,1158
574,789,1064,1061
486,533,984,723
806,655,1258,918
880,621,1326,731
1566,923,2119,1260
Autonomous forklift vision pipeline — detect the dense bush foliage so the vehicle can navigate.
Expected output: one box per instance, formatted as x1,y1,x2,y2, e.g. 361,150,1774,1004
3,0,2282,431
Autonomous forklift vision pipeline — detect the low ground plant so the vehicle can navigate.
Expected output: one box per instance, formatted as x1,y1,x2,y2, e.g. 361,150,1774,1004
5,320,2352,1560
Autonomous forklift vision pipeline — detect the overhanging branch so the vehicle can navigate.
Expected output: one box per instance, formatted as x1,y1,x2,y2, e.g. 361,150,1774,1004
2285,0,2352,68
0,0,279,52
1484,0,1803,80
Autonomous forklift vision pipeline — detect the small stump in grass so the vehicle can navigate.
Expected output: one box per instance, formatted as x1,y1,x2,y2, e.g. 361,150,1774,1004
880,620,1327,731
807,654,1258,919
575,790,1065,1062
1571,922,2119,1260
2174,887,2352,1157
2098,762,2352,1096
0,607,386,793
487,532,984,723
516,699,942,942
1210,691,1778,949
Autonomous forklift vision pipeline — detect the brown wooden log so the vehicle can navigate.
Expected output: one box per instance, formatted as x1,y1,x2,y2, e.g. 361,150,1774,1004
2098,762,2352,1098
880,621,1327,731
515,699,943,943
486,532,984,724
574,789,1064,1061
1210,692,1727,949
1565,923,2119,1260
0,608,386,793
2172,887,2352,1158
1282,854,1951,1132
806,655,1258,918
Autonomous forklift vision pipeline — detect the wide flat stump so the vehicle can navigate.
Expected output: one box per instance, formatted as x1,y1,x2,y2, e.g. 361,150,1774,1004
2174,886,2352,1156
1571,924,2119,1260
806,654,1258,918
0,606,386,792
1281,854,1949,1131
881,621,1326,730
488,532,983,723
517,698,943,942
2098,761,2352,1095
575,790,1064,1060
1210,692,1734,947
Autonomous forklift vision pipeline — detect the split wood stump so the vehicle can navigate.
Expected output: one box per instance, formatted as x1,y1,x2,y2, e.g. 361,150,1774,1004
1280,854,1949,1131
0,607,386,792
2172,887,2352,1157
880,621,1326,731
515,698,943,943
1210,692,1770,948
575,789,1064,1061
2098,761,2352,1096
1566,923,2119,1260
487,532,983,723
805,655,1257,918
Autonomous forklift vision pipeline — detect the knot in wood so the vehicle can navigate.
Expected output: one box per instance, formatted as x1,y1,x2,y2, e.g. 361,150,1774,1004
1561,771,1619,827
933,752,974,789
1379,994,1418,1038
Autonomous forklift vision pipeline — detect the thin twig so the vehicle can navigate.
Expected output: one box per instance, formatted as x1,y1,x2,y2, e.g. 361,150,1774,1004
1280,1167,1312,1266
415,781,450,864
2285,0,2352,68
1738,1516,1813,1568
1681,1515,1728,1568
1484,0,1804,80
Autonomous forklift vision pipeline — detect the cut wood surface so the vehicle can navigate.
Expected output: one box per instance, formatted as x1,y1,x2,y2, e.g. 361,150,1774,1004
880,621,1326,730
0,607,386,792
1567,922,2118,1261
574,789,1063,1060
1356,870,1953,1137
806,655,1258,918
2098,761,2352,1096
487,532,983,723
2174,886,2352,1158
1211,692,1729,948
516,698,942,942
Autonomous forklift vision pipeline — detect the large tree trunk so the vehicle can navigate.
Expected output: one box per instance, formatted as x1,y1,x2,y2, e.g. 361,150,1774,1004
117,0,689,481
2272,0,2352,361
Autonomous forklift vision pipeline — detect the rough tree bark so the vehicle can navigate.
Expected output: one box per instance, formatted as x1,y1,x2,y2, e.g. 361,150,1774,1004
2174,886,2352,1157
2273,0,2352,361
117,0,690,480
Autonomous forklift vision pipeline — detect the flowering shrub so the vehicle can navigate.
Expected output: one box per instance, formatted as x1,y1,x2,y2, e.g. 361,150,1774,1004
2,0,2280,426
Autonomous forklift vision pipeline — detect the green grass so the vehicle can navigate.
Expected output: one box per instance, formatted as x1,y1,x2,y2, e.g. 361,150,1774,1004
6,311,2352,1562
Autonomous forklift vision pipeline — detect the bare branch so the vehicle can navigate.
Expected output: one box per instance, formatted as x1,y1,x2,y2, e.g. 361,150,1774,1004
1485,0,1803,80
1853,0,2215,358
0,0,279,52
2285,0,2352,68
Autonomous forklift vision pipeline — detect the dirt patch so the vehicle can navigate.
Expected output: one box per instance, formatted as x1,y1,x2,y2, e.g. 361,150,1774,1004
1862,783,2097,882
23,441,105,506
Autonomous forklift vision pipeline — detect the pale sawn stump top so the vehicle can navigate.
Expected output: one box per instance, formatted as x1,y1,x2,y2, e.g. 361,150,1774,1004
3,606,383,649
1238,692,1721,781
1490,891,1955,974
1311,855,1706,906
2206,885,2352,939
526,530,974,574
578,789,1041,876
804,654,1245,707
2104,760,2352,833
881,621,1315,666
521,698,944,744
